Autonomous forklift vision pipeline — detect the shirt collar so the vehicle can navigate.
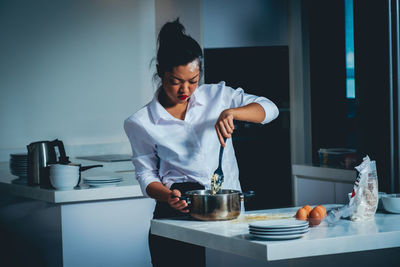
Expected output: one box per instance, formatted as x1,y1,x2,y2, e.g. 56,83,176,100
189,85,205,106
149,89,171,124
149,86,205,124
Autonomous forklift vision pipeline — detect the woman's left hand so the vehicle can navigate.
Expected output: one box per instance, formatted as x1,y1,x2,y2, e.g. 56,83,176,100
215,109,235,147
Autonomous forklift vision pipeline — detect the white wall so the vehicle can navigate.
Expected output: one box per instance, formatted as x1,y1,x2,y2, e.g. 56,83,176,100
203,0,288,48
0,0,291,161
155,0,202,48
0,0,156,160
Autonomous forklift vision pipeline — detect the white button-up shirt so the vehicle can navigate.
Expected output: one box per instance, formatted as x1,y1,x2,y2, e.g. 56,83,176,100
124,81,279,197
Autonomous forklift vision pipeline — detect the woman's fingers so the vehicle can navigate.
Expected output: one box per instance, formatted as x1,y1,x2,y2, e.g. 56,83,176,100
228,117,235,131
223,119,234,134
169,189,189,212
172,200,189,212
215,110,236,147
170,189,181,198
215,125,226,147
218,121,231,138
175,201,189,210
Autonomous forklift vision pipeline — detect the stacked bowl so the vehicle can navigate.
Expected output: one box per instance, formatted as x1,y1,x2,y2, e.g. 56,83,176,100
9,153,28,179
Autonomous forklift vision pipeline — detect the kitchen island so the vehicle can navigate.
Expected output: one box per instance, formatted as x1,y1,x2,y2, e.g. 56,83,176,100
3,156,399,267
0,160,155,267
151,205,400,266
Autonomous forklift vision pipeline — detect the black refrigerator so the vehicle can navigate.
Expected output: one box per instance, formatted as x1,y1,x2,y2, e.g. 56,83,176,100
204,46,292,210
353,0,400,194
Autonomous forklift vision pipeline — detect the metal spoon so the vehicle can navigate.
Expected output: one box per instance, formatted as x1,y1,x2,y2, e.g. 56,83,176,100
211,137,227,194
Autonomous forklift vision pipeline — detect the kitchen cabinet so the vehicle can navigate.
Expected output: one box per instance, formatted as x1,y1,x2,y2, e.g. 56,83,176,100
292,164,356,206
0,160,155,267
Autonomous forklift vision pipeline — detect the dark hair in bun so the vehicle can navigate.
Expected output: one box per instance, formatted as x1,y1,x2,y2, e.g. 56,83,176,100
156,18,203,78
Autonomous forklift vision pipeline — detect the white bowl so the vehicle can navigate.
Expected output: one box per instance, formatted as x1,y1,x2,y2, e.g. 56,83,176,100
381,194,400,213
50,169,79,176
50,172,79,190
378,192,387,210
49,164,80,172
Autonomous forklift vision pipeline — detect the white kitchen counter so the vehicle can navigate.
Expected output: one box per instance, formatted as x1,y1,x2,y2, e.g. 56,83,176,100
0,159,144,203
151,205,400,262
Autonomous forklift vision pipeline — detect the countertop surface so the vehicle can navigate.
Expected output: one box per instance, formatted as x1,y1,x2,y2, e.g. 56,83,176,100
0,158,145,203
151,204,400,261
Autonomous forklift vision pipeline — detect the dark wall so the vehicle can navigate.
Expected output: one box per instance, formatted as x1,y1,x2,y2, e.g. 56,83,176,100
204,46,292,210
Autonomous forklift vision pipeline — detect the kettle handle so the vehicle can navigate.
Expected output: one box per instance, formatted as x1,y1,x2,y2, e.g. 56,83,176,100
50,139,69,164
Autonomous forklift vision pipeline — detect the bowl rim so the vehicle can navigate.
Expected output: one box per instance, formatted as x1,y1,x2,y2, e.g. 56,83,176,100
381,193,400,199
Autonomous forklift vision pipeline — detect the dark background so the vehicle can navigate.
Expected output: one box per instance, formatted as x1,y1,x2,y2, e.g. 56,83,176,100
204,46,292,210
305,0,395,193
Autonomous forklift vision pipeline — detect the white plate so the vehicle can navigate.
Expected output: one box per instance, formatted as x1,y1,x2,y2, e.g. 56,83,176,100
249,219,308,230
11,170,27,176
10,168,28,171
85,182,122,186
10,154,27,158
83,176,122,181
11,169,27,172
249,224,309,232
249,228,309,236
83,178,122,183
250,232,306,240
10,162,27,165
84,179,122,183
11,177,28,185
10,161,27,165
87,182,120,187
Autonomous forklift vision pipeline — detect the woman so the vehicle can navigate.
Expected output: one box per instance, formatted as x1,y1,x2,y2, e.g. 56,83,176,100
124,18,279,267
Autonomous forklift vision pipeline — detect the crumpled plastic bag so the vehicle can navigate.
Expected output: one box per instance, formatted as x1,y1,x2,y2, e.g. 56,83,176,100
325,155,378,224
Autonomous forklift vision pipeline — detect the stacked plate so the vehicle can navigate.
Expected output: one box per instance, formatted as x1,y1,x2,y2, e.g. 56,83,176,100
249,219,309,240
9,153,28,178
83,175,123,187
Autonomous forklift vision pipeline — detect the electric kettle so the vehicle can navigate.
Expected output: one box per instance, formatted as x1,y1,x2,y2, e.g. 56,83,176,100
27,139,69,186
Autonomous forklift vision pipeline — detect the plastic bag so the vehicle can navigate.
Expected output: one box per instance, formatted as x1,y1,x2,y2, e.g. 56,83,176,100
325,156,378,224
350,156,378,221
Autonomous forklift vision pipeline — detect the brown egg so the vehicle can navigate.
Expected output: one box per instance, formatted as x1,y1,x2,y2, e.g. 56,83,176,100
302,205,313,216
309,208,323,226
296,208,308,221
314,205,327,218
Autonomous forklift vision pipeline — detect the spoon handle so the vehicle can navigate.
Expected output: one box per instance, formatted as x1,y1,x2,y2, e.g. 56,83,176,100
218,137,227,169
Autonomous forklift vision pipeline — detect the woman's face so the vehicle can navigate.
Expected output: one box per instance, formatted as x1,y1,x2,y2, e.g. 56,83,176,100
161,60,200,106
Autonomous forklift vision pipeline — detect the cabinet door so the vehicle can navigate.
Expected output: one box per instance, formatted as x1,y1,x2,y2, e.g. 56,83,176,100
62,198,155,267
335,182,353,204
296,178,335,206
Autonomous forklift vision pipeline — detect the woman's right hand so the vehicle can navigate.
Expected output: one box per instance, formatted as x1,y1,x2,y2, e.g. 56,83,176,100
215,108,235,147
168,189,189,213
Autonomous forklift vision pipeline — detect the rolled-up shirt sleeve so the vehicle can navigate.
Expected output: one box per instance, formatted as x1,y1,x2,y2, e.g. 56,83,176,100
226,82,279,124
124,118,161,197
